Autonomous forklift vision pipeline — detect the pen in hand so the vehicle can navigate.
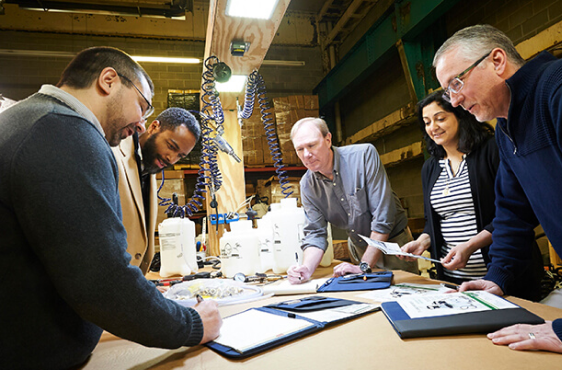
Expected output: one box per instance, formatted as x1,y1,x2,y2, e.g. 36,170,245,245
440,283,459,291
294,252,302,281
196,294,204,303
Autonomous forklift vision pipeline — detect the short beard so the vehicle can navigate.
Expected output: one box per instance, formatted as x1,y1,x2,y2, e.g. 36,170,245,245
141,132,168,175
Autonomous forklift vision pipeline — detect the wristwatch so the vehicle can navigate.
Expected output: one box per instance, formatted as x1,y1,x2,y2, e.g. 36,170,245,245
359,261,372,273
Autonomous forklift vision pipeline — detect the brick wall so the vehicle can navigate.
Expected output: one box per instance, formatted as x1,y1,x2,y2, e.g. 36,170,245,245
0,30,206,117
446,0,562,45
330,0,562,221
0,31,324,112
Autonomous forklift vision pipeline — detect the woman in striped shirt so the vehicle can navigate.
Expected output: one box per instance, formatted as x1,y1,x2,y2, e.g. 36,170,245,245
401,91,543,300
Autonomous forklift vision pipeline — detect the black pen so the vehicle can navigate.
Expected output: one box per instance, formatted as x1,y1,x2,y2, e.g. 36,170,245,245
196,294,204,303
440,283,459,290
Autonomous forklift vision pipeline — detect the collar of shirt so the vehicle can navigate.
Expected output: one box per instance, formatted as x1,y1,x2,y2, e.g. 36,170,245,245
38,84,104,137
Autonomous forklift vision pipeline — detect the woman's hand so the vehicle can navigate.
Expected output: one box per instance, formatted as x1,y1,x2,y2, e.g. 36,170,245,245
441,242,473,270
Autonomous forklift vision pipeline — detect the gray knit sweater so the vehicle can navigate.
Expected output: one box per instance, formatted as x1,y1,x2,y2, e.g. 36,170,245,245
0,91,203,370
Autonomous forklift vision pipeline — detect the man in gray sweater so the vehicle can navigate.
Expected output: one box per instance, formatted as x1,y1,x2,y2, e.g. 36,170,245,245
0,46,221,370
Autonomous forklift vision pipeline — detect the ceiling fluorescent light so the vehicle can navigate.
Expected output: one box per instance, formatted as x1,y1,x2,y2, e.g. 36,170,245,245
225,0,279,20
215,75,247,92
262,60,305,67
0,50,200,64
132,56,200,64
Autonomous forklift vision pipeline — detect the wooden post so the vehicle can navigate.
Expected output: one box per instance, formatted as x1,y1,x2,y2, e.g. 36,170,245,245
202,0,291,256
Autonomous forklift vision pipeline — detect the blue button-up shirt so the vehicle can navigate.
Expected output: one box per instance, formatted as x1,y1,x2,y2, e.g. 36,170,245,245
300,144,407,253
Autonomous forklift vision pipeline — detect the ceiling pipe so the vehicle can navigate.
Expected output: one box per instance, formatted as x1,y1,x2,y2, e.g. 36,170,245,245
4,0,192,18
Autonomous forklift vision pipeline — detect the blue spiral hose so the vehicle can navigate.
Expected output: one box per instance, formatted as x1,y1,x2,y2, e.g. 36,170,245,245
243,70,293,198
157,56,225,217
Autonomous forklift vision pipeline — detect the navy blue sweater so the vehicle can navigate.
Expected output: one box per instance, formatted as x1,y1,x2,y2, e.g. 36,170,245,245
0,93,204,369
487,51,562,340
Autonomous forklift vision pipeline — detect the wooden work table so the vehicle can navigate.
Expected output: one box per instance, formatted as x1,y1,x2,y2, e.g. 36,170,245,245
81,264,562,369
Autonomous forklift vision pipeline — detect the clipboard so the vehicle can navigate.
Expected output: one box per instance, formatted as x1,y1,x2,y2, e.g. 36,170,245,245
381,292,544,339
206,296,380,358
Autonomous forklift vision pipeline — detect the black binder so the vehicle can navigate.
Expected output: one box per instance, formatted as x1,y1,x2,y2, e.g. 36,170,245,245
382,298,544,339
206,296,380,358
316,271,393,292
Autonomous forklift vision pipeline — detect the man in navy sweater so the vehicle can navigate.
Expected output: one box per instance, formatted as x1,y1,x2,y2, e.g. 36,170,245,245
433,24,562,354
0,47,221,369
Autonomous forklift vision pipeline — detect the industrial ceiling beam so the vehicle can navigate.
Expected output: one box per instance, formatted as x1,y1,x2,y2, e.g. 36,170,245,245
313,0,460,111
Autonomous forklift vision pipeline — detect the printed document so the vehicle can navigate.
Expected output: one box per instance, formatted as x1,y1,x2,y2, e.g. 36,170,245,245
262,278,328,296
359,235,441,263
398,291,518,319
285,303,380,323
359,283,447,302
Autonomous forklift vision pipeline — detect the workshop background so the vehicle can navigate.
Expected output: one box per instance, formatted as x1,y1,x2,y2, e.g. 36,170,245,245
1,0,561,266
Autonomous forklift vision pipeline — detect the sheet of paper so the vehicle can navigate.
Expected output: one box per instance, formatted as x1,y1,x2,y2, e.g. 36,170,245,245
359,235,442,263
262,278,328,296
398,291,518,319
358,284,447,302
212,309,315,353
294,303,380,323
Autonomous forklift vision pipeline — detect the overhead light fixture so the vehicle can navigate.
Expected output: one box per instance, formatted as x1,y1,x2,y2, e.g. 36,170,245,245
132,56,200,64
215,75,247,93
225,0,279,20
0,50,201,64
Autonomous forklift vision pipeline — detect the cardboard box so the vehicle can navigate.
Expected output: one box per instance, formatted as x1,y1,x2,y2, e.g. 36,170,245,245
262,136,275,165
244,149,264,165
246,183,256,198
269,176,301,207
243,137,263,151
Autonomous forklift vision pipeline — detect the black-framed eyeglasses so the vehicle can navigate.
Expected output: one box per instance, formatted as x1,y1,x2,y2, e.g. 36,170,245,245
117,72,154,120
442,50,493,103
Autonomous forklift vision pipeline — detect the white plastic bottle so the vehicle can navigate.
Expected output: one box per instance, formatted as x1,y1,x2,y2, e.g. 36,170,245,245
256,217,275,273
219,220,260,278
158,217,198,278
271,198,305,273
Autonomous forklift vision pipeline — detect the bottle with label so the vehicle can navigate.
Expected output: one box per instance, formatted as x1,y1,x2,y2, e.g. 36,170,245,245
271,198,305,273
256,216,275,272
219,219,260,277
158,217,198,278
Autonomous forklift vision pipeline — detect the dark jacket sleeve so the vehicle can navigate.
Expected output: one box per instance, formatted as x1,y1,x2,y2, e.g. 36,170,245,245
468,136,500,235
13,115,204,348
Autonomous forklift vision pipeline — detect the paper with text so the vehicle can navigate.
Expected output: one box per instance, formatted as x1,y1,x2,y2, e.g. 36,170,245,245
398,291,518,319
292,303,380,322
359,284,447,302
262,278,328,296
359,235,442,263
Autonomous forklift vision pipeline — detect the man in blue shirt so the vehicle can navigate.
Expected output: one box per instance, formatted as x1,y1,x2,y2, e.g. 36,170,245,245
434,24,562,353
287,117,418,284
